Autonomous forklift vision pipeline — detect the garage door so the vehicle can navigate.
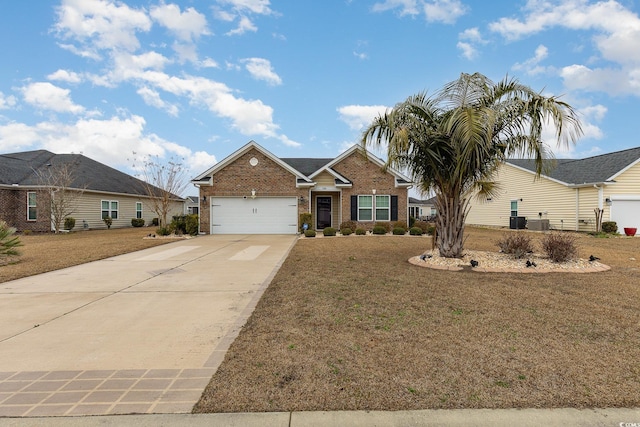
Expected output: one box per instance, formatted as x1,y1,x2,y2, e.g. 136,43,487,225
210,197,298,234
610,196,640,231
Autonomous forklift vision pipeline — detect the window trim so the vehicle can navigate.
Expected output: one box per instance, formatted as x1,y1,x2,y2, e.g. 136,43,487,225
135,202,143,219
27,191,37,221
375,195,391,221
101,200,119,220
357,195,373,221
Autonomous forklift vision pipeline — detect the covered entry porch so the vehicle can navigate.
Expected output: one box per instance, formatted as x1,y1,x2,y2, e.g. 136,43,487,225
309,191,342,230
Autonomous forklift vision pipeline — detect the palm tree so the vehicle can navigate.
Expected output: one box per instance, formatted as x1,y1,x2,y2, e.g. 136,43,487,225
362,72,583,258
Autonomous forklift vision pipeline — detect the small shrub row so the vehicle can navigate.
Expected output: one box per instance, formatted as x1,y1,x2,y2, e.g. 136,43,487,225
131,218,145,227
602,221,617,233
494,231,579,263
323,227,336,236
496,232,534,259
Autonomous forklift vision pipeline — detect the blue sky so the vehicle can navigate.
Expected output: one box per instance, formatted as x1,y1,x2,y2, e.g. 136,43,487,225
1,0,640,195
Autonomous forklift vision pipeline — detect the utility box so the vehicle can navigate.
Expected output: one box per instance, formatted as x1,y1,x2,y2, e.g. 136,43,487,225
509,216,527,230
527,219,550,231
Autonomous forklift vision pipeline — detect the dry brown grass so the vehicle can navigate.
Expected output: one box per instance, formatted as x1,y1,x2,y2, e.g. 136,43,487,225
194,228,640,412
0,228,174,283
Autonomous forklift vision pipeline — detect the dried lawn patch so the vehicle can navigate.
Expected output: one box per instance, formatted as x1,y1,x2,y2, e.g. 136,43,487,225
0,228,174,283
194,228,640,412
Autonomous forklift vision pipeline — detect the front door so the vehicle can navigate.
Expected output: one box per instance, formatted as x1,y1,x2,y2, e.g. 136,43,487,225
316,196,332,229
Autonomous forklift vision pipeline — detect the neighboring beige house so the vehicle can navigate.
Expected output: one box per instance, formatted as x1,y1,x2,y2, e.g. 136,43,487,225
408,196,436,221
466,146,640,232
191,141,413,234
0,150,184,232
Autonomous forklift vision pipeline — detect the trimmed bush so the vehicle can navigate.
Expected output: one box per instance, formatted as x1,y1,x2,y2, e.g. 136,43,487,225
409,226,423,236
156,226,171,236
323,227,336,236
393,221,408,233
374,222,391,233
413,220,430,233
496,232,535,259
339,220,357,231
300,213,312,232
602,221,618,234
304,229,316,237
372,225,387,235
151,218,159,226
340,227,353,236
185,214,199,235
426,225,436,236
541,232,578,263
409,216,416,228
355,228,367,235
64,217,76,231
131,218,145,227
103,216,112,229
392,227,406,235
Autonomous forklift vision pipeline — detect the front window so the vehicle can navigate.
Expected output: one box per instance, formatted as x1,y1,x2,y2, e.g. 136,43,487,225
375,195,390,221
27,192,37,221
102,200,119,219
358,195,372,221
136,202,142,219
510,200,518,217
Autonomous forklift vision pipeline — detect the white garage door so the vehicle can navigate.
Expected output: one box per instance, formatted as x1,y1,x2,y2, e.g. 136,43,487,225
210,197,298,234
610,196,640,231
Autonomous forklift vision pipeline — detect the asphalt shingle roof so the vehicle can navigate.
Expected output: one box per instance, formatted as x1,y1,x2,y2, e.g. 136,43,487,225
0,150,179,198
280,158,333,176
507,146,640,185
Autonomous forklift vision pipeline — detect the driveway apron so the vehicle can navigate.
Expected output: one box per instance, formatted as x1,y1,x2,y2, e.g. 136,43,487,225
0,234,297,417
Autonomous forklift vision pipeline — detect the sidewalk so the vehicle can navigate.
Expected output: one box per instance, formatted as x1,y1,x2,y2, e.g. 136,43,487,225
1,407,640,426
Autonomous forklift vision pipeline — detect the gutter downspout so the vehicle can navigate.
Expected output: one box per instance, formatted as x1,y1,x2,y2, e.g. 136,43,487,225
575,188,579,231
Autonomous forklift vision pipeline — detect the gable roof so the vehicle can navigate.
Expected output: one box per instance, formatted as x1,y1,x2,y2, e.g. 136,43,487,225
0,150,182,199
506,146,640,186
192,141,413,188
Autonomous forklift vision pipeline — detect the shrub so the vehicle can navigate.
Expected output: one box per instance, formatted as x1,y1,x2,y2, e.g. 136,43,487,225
426,225,436,236
355,228,367,235
300,213,312,232
413,220,430,233
339,220,357,231
323,227,336,236
602,221,618,234
185,214,199,235
409,216,416,228
374,222,392,233
392,227,406,235
393,221,408,232
340,227,353,236
152,218,159,226
131,218,145,227
304,229,316,237
372,225,387,235
541,232,578,263
64,217,76,231
409,227,423,236
156,226,171,236
103,216,112,229
496,232,535,259
0,220,22,257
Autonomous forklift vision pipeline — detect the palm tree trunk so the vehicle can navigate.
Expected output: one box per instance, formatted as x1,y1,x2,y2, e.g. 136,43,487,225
434,192,468,258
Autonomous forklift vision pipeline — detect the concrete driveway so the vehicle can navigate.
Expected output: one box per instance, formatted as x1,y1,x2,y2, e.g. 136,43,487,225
0,234,297,417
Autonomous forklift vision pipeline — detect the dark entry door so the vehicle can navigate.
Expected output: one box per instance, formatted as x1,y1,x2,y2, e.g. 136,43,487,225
316,196,332,229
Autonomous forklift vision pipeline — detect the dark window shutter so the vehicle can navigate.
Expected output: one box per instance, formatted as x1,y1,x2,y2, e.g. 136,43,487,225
391,195,398,221
351,195,358,220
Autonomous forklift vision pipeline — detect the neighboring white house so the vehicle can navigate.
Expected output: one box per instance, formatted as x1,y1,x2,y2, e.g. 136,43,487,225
408,196,436,221
0,150,185,232
466,146,640,232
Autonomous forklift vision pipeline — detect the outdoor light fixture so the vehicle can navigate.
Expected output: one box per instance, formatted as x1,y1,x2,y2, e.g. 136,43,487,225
605,197,612,206
202,195,206,202
251,189,256,199
299,195,306,203
372,189,376,195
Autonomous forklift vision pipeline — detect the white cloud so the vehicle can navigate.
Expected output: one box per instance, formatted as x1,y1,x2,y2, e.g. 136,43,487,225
217,0,273,15
47,69,83,83
150,3,210,42
21,82,85,114
373,0,467,23
456,42,477,60
0,92,17,110
241,58,282,85
54,0,151,54
337,105,389,130
457,27,486,60
560,64,640,96
137,86,179,116
226,15,258,36
512,44,551,75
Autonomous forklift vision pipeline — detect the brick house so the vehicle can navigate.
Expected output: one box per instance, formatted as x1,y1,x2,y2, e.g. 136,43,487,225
0,150,184,232
191,141,413,234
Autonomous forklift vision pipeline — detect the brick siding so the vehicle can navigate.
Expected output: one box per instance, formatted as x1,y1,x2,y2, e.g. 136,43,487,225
0,189,51,232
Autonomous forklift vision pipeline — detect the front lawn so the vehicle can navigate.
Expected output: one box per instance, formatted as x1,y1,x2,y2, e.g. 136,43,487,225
194,227,640,411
